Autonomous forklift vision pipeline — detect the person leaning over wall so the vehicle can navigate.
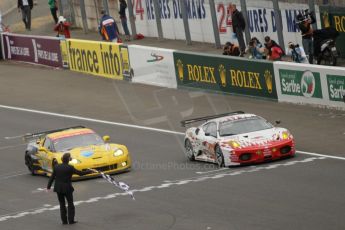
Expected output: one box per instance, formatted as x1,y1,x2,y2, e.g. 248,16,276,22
99,9,119,42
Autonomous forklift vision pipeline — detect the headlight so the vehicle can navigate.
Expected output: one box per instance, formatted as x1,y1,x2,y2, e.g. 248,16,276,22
113,149,124,157
281,131,290,140
229,141,241,148
70,158,81,164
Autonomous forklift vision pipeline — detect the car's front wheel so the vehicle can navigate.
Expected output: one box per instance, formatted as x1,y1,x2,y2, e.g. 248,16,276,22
25,154,36,175
215,145,224,167
185,139,195,161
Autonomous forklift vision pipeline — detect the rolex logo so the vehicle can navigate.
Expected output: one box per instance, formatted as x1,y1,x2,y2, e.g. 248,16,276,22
176,59,184,81
264,70,273,93
322,11,330,28
218,64,226,87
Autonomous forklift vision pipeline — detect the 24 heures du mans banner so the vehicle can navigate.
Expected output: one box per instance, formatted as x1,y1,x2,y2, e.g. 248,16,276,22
173,52,277,99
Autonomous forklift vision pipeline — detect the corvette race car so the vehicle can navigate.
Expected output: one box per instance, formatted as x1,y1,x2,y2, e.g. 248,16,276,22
24,126,131,179
181,111,295,166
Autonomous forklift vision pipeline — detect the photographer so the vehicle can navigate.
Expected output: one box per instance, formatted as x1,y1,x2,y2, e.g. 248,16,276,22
54,16,71,38
264,36,285,61
223,42,240,56
296,9,316,64
287,42,308,64
246,37,265,59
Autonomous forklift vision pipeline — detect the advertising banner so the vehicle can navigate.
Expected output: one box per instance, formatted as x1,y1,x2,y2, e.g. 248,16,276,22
174,51,277,99
274,62,345,110
128,45,177,88
131,0,320,50
1,33,62,67
66,39,130,80
319,6,345,58
326,74,345,103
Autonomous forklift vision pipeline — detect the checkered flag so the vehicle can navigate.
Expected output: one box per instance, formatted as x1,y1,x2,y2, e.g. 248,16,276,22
90,169,135,200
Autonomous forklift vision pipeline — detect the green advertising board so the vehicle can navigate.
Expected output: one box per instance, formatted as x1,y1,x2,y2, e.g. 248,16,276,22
279,69,323,98
327,74,345,102
173,52,277,99
319,6,345,58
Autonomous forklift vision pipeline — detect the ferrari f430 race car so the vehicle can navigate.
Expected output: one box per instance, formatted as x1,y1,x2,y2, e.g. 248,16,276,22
181,112,295,167
24,126,131,179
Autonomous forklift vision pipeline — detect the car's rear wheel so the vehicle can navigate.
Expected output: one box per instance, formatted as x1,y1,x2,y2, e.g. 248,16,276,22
25,154,36,175
215,145,224,167
185,139,195,161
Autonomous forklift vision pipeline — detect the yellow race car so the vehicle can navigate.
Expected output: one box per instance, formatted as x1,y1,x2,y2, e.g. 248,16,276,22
24,126,131,179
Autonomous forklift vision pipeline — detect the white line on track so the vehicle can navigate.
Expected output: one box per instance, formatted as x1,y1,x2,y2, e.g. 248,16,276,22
0,172,28,181
0,143,26,150
296,151,344,160
0,156,325,222
0,104,184,136
0,104,344,160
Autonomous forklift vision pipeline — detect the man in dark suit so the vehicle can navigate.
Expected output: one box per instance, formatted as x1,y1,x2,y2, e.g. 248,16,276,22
47,153,92,225
230,4,246,57
17,0,34,31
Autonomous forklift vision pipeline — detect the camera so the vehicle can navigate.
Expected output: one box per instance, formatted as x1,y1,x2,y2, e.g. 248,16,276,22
296,9,314,24
289,43,299,49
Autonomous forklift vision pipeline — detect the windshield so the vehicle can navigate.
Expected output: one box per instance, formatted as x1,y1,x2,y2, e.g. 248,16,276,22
219,117,273,136
53,133,104,152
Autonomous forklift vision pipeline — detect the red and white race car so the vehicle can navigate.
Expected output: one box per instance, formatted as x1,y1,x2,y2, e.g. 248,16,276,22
181,111,295,166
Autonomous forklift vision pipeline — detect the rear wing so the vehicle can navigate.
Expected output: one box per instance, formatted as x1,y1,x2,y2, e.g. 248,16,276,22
23,126,86,143
181,111,244,127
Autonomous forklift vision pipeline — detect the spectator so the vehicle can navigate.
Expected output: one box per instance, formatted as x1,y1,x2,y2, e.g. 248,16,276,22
99,9,119,42
119,0,130,41
223,42,240,56
17,0,33,31
264,36,285,61
287,42,308,64
246,37,265,59
48,0,58,24
296,10,316,64
54,16,71,38
230,4,246,56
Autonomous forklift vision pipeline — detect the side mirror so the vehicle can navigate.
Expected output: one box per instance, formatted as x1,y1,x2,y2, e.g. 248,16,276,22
205,132,210,136
195,128,200,135
275,120,281,125
103,135,110,142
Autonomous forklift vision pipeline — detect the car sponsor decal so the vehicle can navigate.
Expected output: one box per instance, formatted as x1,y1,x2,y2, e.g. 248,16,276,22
81,150,94,157
49,129,95,140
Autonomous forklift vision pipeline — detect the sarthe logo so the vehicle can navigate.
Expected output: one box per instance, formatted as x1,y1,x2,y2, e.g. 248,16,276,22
147,53,164,62
301,70,315,98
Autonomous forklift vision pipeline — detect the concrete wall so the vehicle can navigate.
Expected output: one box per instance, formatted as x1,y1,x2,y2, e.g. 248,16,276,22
72,0,120,32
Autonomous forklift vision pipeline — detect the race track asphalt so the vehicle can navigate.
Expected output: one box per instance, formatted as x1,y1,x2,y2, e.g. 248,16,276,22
0,61,344,230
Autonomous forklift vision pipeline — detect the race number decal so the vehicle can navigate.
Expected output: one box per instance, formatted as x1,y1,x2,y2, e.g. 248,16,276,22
135,0,144,20
217,3,232,34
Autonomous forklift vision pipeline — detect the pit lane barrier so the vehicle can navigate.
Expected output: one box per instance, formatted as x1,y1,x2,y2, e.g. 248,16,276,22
274,61,345,110
1,32,344,110
0,33,63,68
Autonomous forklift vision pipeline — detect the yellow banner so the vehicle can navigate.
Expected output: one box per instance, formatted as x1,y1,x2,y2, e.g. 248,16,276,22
66,39,126,80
